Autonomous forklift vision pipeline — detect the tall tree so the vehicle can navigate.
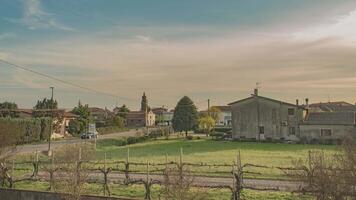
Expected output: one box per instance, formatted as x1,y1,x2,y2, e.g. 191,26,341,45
116,104,130,119
71,101,92,134
172,96,198,137
0,102,18,118
34,98,58,110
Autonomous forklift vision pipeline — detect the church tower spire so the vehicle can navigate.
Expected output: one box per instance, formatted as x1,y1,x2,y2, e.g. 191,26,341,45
141,92,148,111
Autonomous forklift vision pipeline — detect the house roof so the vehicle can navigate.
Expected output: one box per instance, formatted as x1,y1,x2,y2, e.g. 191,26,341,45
89,107,103,112
228,95,304,109
152,107,168,113
303,112,355,125
211,106,231,112
308,101,356,112
64,112,78,118
126,111,146,119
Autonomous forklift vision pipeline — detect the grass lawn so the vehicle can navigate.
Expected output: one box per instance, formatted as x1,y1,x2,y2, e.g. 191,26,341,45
13,181,312,200
9,137,331,199
95,137,337,179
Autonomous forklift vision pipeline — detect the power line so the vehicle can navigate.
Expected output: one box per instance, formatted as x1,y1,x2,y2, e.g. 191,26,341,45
0,58,128,100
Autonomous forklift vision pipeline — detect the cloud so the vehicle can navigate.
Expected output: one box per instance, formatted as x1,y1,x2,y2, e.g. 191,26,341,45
0,33,16,40
3,6,356,109
11,0,73,31
293,10,356,44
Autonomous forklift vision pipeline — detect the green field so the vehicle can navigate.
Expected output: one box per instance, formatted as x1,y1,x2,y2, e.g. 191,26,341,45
9,137,337,199
95,137,337,179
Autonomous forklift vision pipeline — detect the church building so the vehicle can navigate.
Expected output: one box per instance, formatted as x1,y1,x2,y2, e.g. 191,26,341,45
126,93,155,127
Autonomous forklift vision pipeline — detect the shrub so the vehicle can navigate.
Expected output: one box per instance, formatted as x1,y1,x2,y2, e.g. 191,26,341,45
210,132,225,140
213,127,232,133
186,135,193,140
127,136,138,144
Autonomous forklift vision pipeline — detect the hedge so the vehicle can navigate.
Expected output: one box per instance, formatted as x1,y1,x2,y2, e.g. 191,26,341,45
0,117,51,144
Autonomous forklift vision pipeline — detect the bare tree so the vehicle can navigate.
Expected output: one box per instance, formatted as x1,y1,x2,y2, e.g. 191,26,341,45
160,164,207,200
53,143,95,200
288,137,356,200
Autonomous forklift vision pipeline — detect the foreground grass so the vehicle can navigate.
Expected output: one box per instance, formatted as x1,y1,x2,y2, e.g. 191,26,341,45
13,181,312,200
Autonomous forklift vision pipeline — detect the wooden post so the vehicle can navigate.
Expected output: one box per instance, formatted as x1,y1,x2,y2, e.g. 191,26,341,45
11,160,15,177
104,153,107,170
146,161,149,183
126,147,130,163
78,147,82,161
124,147,130,184
179,148,183,166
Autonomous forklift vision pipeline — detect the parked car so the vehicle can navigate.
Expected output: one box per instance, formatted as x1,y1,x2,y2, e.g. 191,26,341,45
81,132,98,139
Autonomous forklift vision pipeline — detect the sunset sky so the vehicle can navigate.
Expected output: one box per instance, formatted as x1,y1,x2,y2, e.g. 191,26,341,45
1,0,356,110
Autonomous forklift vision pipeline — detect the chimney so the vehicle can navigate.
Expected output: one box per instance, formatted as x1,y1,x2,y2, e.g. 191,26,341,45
254,88,259,96
296,99,299,106
305,98,309,107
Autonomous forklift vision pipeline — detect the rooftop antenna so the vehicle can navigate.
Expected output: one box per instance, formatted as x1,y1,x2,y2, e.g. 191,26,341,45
254,82,261,96
328,94,331,103
255,82,261,90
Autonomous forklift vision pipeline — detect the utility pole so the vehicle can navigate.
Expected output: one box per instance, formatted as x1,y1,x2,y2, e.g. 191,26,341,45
48,87,54,154
207,99,210,117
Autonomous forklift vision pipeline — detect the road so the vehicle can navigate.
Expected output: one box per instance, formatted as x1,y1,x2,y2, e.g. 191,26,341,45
16,129,140,154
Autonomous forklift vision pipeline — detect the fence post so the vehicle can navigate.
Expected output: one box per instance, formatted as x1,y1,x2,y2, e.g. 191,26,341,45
232,150,243,200
49,152,55,191
124,147,130,184
144,161,151,200
32,150,39,178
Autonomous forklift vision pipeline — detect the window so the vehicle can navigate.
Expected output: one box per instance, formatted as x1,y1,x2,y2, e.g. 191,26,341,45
288,108,295,116
289,127,296,135
259,126,264,134
321,129,332,137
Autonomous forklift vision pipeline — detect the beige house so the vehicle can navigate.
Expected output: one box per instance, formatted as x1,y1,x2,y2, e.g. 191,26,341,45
228,89,305,141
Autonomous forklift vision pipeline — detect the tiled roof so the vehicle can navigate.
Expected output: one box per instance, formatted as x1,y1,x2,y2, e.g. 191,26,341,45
211,106,231,112
307,101,356,112
228,95,304,109
303,112,355,125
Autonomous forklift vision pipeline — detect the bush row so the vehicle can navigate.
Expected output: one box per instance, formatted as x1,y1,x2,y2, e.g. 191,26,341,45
97,126,129,135
97,128,169,147
0,117,51,144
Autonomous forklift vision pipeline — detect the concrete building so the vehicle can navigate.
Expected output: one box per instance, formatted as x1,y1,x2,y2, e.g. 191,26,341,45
300,112,356,143
228,89,305,141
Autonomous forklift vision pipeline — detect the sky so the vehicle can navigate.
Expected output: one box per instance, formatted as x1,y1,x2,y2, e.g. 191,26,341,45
1,0,356,110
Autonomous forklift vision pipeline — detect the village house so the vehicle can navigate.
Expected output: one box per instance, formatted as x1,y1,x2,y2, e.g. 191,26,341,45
88,107,114,127
210,106,232,126
14,108,78,136
228,89,305,141
307,101,356,112
300,112,356,143
229,89,356,143
152,107,173,126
